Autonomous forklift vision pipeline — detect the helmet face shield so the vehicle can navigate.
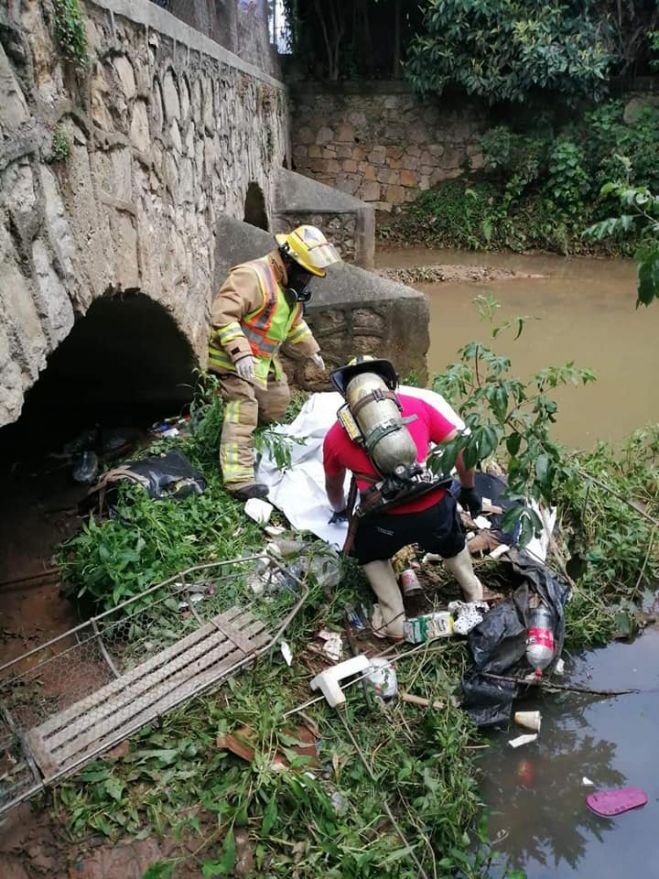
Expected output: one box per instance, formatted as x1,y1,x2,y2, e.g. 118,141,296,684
276,225,341,277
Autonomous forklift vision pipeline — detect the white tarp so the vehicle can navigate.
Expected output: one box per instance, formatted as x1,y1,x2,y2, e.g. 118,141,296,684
256,387,554,562
256,386,463,549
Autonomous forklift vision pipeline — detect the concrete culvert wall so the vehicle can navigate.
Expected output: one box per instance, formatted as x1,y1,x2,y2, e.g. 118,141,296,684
0,292,196,458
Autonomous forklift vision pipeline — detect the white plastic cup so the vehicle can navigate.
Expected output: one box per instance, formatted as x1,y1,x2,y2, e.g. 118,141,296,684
514,710,542,732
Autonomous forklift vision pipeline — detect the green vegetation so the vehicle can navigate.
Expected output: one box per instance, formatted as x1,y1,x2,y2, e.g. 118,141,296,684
49,126,71,163
382,100,659,256
53,0,88,69
53,319,658,874
585,180,659,306
407,0,611,104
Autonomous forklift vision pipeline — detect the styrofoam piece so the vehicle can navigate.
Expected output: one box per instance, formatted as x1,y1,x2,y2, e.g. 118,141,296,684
474,515,492,530
508,733,538,749
582,776,595,787
244,497,274,525
310,654,372,708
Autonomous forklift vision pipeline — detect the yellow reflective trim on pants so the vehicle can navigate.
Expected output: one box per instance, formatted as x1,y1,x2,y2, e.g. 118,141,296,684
225,400,241,424
220,442,253,481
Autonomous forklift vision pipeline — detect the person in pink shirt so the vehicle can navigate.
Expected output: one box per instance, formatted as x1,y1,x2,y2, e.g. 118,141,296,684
323,356,483,640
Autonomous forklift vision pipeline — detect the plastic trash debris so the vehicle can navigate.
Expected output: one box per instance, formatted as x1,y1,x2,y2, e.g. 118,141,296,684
526,604,556,676
405,611,454,643
489,543,511,561
345,605,367,631
82,450,206,513
449,601,489,636
474,515,492,530
421,552,443,565
586,787,648,817
280,641,293,666
310,655,372,708
508,733,538,749
554,657,566,676
400,568,423,597
244,497,273,525
514,710,542,732
72,450,99,484
317,628,343,661
265,524,286,537
582,777,595,787
366,658,398,700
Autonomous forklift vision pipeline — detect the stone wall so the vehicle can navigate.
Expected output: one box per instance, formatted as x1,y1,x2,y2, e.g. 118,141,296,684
0,0,288,427
273,169,375,269
290,82,487,212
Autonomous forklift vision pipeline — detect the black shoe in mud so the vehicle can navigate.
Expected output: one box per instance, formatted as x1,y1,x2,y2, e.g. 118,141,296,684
231,483,269,501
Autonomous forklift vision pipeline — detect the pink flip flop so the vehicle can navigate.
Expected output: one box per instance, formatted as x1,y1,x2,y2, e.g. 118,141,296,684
586,787,648,817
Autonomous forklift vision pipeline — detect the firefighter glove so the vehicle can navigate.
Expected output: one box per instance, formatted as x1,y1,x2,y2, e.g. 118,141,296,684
310,353,325,371
459,485,482,516
235,355,256,381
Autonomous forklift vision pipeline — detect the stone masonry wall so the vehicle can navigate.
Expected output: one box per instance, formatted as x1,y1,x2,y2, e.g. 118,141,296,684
291,82,487,212
0,0,288,427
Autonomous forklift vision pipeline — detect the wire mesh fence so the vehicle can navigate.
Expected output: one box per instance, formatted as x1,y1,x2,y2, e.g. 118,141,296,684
0,553,309,817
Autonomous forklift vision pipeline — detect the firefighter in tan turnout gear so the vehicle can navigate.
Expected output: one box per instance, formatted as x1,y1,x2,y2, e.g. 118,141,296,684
209,225,341,499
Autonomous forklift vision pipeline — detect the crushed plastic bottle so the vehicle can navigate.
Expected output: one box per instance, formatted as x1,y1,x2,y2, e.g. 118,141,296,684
526,604,555,676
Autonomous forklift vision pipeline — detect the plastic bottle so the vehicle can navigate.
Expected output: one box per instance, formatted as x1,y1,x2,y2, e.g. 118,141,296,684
72,450,99,485
526,605,555,676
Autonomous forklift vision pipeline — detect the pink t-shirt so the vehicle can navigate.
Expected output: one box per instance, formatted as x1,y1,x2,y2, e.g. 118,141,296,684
323,394,457,514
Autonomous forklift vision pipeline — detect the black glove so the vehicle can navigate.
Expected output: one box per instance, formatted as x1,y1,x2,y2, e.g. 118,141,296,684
328,508,349,524
458,486,482,517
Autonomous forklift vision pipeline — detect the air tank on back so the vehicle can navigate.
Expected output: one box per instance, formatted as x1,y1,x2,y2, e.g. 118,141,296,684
345,371,417,475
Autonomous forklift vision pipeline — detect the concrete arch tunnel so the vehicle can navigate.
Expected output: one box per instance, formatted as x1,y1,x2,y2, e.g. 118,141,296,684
0,292,197,459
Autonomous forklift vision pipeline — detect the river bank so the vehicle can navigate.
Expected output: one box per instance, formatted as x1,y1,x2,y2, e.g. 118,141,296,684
0,247,657,879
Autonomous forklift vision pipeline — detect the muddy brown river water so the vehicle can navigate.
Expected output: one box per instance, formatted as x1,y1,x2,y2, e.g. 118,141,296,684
376,248,659,448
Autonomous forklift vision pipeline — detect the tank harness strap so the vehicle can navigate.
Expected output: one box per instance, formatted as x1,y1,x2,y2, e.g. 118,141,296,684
342,475,360,554
350,388,401,418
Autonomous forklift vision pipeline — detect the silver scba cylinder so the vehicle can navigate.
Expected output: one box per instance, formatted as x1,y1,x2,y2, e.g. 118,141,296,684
345,372,417,474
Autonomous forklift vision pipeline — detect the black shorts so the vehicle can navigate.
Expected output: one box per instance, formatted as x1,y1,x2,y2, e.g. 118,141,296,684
352,492,465,565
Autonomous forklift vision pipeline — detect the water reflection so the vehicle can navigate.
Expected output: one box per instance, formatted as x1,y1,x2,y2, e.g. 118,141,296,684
482,702,625,872
479,631,659,879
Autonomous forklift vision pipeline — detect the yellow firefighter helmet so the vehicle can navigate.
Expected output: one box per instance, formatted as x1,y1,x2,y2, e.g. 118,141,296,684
275,225,341,277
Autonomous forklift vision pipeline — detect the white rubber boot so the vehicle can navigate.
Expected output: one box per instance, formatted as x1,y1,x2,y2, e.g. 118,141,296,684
443,546,483,602
362,559,406,640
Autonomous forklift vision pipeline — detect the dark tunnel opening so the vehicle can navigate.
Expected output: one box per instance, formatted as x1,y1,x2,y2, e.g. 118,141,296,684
243,182,269,231
0,291,197,462
0,291,199,625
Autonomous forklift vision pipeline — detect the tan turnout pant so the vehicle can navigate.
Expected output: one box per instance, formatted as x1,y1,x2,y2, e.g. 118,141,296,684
217,372,290,490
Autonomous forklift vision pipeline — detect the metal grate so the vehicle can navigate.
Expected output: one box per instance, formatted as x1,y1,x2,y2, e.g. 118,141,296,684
0,555,307,817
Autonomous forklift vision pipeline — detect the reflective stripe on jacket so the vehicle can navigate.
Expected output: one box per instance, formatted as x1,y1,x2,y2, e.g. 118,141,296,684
208,251,319,387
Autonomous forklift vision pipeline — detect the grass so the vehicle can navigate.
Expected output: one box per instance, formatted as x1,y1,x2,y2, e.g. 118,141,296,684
50,372,659,878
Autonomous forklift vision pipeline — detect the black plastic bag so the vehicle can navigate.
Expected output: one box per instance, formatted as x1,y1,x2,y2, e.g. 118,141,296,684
461,548,570,727
81,450,206,515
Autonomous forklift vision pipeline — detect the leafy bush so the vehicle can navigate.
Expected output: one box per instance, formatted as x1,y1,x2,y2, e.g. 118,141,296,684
384,100,659,256
406,0,612,104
